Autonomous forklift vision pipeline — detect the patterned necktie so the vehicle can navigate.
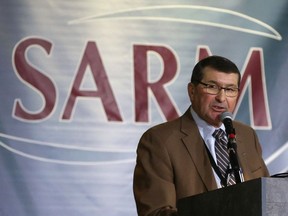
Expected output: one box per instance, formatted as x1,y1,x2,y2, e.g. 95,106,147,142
213,129,236,186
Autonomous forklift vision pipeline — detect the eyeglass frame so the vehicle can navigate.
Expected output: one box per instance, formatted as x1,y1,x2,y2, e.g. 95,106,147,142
196,81,240,97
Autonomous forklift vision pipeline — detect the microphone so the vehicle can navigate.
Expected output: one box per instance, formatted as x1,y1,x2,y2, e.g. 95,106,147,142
220,112,237,148
220,111,244,184
220,111,235,136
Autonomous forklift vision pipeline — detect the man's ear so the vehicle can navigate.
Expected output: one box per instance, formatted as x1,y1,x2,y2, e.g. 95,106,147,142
187,83,195,102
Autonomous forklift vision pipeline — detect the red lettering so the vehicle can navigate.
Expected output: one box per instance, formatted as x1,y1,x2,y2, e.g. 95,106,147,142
62,42,122,121
236,48,271,129
197,45,212,61
133,44,179,122
12,37,56,121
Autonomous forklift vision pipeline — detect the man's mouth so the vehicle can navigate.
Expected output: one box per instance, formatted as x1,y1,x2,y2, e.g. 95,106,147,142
212,105,227,112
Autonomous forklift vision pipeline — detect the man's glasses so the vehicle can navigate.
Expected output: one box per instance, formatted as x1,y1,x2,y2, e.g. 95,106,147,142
197,81,239,97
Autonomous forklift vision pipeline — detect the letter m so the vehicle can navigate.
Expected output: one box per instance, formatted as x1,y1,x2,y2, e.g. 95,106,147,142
234,48,272,130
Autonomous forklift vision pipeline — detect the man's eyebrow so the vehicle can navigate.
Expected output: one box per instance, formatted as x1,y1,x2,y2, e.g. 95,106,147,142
205,80,238,87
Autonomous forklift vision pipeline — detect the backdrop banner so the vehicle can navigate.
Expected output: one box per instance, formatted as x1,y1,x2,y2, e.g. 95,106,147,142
1,1,288,215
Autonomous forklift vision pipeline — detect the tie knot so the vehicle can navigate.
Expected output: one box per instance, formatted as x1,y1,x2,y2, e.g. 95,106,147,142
212,129,226,140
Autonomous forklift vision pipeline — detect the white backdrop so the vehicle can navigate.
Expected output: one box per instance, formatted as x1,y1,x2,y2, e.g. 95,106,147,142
0,1,288,215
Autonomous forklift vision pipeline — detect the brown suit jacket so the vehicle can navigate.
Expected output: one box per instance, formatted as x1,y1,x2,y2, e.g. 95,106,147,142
133,108,269,216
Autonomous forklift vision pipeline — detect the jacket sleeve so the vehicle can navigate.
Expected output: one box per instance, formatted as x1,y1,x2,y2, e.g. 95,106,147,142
133,128,178,216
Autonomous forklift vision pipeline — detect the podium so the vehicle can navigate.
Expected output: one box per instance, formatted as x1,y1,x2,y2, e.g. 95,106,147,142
177,177,288,216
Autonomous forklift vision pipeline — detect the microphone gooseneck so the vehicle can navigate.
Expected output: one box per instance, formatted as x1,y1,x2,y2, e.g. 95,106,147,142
220,112,244,184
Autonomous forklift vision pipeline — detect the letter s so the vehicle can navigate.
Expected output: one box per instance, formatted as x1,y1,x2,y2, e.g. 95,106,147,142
12,37,56,121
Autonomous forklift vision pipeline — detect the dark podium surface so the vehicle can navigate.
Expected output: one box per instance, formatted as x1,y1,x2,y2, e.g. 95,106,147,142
177,177,288,216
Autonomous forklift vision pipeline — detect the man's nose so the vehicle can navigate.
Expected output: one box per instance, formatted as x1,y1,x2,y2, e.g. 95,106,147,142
215,89,226,102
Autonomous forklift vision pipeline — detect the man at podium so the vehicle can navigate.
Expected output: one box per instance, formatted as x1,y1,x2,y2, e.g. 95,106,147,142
133,56,269,216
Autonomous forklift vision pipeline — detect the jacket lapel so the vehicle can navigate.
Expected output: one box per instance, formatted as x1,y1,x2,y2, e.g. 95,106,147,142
180,109,218,191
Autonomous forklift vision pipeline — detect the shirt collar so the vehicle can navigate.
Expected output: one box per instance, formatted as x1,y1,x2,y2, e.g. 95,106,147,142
190,107,225,138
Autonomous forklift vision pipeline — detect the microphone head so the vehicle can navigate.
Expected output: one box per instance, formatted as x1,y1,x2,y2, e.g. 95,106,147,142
220,111,233,122
220,112,235,135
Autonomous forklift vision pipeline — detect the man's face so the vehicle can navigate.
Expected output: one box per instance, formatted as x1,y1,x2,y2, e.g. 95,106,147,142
188,67,239,127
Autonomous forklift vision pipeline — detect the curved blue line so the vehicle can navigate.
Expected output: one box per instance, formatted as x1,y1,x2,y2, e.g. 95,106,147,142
0,132,135,153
